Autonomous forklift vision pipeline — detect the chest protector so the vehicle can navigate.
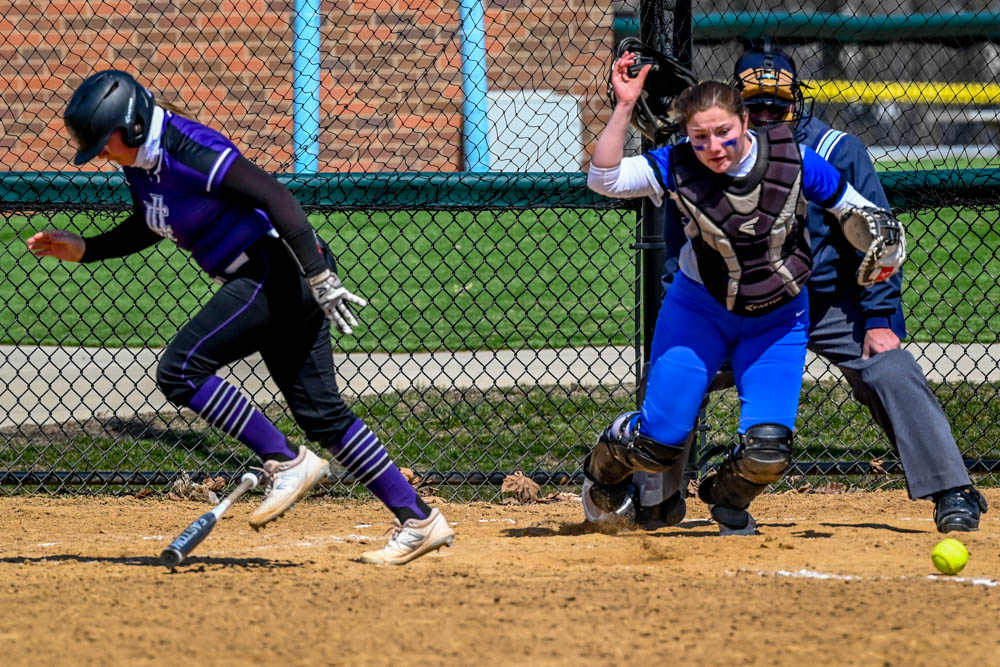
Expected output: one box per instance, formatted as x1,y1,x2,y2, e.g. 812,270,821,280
670,123,811,316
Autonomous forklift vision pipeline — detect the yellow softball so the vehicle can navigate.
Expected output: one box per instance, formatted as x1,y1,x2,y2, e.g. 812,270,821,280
931,538,969,575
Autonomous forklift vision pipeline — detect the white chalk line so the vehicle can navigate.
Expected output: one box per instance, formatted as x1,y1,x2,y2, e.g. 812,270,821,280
248,534,383,552
729,567,1000,588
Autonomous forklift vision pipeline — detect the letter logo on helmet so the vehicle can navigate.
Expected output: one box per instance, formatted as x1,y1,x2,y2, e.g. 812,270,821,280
64,69,154,165
732,41,810,128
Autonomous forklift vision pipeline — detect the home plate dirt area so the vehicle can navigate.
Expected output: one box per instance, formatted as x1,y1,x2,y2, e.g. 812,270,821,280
2,490,999,665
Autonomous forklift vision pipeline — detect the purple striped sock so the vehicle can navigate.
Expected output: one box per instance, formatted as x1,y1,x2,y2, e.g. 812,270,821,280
188,377,296,461
330,419,427,520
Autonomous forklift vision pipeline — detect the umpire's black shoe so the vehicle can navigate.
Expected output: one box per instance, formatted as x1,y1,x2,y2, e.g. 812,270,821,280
637,490,686,530
934,486,989,533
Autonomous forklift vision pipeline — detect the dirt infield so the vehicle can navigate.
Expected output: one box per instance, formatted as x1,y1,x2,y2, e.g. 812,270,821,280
2,490,999,666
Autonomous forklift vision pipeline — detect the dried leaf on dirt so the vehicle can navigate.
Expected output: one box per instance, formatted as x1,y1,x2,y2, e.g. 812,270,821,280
133,488,154,499
169,473,229,503
500,471,541,504
782,480,813,494
811,481,848,495
538,491,580,504
205,476,227,492
399,467,439,497
869,458,888,476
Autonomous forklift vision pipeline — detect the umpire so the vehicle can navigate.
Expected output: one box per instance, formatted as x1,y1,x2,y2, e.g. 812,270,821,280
733,44,987,531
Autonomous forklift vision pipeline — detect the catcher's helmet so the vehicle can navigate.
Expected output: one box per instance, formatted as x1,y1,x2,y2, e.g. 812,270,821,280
732,42,809,126
609,37,697,147
64,70,155,165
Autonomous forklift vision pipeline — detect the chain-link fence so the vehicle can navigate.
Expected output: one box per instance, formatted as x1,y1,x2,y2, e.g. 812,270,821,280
2,1,1000,498
643,2,1000,483
1,0,638,498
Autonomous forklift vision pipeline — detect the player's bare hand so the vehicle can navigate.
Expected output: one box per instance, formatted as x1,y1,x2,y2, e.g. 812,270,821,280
26,229,86,262
862,327,901,360
307,269,368,335
611,52,651,108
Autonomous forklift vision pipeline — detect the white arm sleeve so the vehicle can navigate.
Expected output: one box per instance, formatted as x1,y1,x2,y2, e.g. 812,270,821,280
587,156,665,207
825,182,879,218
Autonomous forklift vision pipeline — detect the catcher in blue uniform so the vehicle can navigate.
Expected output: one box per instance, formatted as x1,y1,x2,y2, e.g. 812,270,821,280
582,50,905,534
28,69,455,564
600,44,986,534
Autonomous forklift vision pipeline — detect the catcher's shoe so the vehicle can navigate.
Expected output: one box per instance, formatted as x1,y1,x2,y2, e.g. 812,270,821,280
249,446,330,530
637,490,687,530
360,508,455,565
582,477,639,528
698,475,758,536
934,486,988,533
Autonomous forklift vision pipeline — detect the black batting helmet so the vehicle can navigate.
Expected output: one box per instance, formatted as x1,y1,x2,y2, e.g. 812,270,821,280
64,70,155,165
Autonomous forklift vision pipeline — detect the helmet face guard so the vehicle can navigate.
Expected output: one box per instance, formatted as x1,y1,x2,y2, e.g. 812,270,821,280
732,50,810,128
608,37,697,147
64,69,154,165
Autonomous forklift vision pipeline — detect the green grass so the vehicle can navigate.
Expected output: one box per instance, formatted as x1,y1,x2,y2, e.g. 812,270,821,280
704,381,1000,462
901,207,1000,343
4,381,997,498
8,204,1000,347
1,384,637,499
2,209,636,352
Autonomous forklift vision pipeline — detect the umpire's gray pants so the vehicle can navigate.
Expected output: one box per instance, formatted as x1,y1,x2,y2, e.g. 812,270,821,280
805,293,969,499
635,293,970,503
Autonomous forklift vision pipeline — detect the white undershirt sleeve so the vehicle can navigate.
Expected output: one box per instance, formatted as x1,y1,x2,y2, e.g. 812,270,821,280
825,182,878,219
587,156,665,207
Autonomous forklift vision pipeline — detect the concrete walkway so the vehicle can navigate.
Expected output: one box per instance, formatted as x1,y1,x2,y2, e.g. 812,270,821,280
2,342,999,430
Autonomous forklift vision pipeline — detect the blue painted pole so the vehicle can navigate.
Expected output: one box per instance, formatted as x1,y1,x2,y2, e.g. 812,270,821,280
293,0,321,173
459,0,491,172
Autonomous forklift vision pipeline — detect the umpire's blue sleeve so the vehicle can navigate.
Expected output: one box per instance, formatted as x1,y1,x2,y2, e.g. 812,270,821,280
829,133,903,333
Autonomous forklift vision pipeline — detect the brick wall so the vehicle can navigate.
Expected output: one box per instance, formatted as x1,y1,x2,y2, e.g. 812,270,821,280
1,0,614,173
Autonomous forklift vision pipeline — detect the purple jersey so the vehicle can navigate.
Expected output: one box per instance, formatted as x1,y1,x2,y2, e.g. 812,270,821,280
122,113,273,276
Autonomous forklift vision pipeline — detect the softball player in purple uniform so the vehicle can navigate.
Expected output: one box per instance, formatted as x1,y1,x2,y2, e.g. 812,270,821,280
581,54,905,534
28,69,453,564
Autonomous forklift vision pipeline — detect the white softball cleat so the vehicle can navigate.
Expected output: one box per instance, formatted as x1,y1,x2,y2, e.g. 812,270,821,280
249,446,330,530
581,478,615,523
360,508,455,565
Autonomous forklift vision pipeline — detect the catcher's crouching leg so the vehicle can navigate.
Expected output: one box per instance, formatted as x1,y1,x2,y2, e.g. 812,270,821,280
583,412,685,525
698,423,793,535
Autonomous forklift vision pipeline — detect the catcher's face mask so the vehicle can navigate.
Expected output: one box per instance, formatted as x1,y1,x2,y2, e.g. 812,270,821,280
732,50,808,127
608,37,697,146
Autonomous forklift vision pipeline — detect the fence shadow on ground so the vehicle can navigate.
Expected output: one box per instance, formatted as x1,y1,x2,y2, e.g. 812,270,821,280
820,522,927,534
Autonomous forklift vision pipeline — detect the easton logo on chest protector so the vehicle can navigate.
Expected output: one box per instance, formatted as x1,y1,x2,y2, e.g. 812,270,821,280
669,123,812,316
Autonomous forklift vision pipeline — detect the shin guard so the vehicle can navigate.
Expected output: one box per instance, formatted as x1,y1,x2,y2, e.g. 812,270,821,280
700,423,793,510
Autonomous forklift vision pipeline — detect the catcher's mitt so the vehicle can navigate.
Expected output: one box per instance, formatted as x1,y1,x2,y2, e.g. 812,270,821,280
838,206,907,286
609,37,697,146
